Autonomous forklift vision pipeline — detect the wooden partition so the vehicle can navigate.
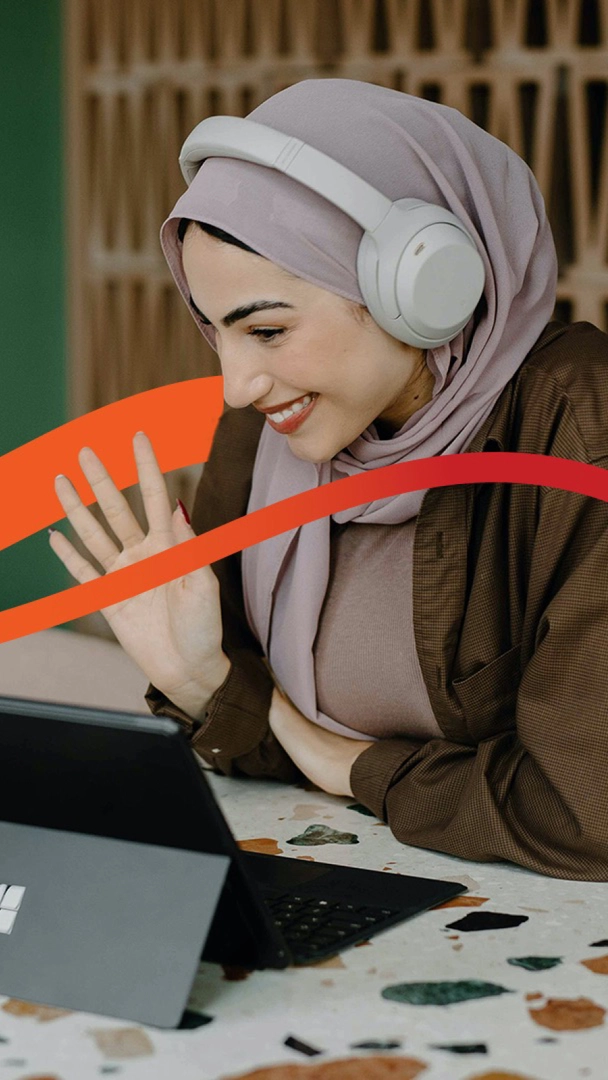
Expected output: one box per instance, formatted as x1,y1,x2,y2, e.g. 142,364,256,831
65,0,608,480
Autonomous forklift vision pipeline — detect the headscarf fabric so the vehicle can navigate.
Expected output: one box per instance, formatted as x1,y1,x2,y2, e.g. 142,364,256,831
161,79,557,737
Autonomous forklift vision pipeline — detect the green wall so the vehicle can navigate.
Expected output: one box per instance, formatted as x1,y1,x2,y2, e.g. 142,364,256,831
0,0,67,612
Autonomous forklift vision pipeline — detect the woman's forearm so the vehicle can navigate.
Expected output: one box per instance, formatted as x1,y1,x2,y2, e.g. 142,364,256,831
269,687,373,796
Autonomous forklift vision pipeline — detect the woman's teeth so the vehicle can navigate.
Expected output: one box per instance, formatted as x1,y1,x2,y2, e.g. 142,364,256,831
268,393,314,422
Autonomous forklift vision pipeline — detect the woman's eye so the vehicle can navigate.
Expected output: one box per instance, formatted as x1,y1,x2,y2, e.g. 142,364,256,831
248,327,285,341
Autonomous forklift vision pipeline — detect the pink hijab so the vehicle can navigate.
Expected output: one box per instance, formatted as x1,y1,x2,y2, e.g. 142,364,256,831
161,79,557,736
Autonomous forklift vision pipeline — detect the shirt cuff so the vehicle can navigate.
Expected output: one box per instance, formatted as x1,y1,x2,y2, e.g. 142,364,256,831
144,649,275,772
144,682,202,734
350,738,423,820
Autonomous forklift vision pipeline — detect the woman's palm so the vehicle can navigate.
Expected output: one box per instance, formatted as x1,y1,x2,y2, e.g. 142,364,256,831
49,433,225,703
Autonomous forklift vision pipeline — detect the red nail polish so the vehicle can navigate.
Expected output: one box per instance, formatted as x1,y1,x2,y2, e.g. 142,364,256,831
176,498,191,525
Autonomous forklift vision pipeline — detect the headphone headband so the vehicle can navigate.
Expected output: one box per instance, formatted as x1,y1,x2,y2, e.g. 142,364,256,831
180,116,391,233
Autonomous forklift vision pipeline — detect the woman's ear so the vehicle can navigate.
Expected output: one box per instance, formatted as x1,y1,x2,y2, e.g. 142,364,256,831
346,300,375,332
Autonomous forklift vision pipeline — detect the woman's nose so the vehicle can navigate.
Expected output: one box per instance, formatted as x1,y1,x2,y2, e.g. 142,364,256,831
219,348,274,410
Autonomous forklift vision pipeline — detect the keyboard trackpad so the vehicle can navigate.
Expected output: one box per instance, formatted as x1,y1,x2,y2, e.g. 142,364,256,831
242,852,333,891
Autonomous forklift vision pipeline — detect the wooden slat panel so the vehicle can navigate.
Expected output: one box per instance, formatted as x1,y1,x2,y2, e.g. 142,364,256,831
66,0,608,524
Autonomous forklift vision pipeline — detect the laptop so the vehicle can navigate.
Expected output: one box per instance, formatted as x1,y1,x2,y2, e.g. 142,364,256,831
0,695,466,1027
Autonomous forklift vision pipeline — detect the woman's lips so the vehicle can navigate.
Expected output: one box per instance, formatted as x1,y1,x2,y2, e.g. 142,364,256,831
265,394,318,434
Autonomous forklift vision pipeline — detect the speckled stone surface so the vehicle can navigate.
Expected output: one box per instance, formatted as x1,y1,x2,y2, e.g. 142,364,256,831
0,771,606,1079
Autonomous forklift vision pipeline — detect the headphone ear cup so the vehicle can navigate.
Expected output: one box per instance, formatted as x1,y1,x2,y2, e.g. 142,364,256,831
356,200,485,349
396,222,485,343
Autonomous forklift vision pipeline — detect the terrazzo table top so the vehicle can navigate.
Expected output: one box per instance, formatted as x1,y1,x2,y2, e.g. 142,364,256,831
1,769,607,1080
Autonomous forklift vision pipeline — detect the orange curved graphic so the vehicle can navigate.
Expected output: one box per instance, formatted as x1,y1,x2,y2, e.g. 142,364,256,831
0,377,224,552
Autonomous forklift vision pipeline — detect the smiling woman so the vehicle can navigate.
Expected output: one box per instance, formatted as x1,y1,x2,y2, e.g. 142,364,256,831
50,78,608,881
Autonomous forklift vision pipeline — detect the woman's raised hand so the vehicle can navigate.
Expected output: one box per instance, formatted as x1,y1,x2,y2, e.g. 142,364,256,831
49,432,230,719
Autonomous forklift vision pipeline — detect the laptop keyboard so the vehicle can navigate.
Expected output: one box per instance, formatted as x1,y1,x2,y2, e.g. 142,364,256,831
265,893,399,962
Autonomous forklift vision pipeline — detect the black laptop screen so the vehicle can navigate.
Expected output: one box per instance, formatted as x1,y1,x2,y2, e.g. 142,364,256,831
0,697,234,854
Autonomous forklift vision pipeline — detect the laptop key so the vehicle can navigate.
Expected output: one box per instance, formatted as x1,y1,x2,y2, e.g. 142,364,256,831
324,918,365,931
357,906,397,917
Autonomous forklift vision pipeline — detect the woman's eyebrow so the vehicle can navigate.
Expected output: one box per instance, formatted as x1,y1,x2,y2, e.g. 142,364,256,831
188,297,294,328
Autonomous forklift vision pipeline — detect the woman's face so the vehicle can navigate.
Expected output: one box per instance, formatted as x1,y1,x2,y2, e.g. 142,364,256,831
182,226,433,463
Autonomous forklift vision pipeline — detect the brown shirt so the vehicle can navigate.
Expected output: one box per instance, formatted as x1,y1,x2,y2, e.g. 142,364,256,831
146,320,608,880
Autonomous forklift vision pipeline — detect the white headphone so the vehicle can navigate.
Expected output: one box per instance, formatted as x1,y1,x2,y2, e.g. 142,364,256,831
179,116,485,350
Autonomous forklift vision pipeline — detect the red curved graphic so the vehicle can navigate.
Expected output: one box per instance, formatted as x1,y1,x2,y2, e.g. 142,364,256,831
1,450,608,644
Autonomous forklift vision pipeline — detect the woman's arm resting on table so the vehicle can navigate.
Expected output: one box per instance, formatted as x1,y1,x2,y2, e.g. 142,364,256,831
263,478,608,880
268,688,374,796
348,485,608,882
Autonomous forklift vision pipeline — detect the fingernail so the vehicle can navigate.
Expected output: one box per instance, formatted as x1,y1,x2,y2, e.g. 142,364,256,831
48,528,55,536
176,498,191,525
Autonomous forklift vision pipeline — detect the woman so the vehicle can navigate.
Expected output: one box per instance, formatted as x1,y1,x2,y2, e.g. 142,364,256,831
50,79,608,880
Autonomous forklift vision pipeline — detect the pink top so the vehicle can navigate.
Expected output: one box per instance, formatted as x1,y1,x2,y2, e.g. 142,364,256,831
314,520,441,740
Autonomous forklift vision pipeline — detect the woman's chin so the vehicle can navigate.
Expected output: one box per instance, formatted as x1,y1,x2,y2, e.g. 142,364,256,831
285,434,331,464
288,443,328,464
286,434,350,464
